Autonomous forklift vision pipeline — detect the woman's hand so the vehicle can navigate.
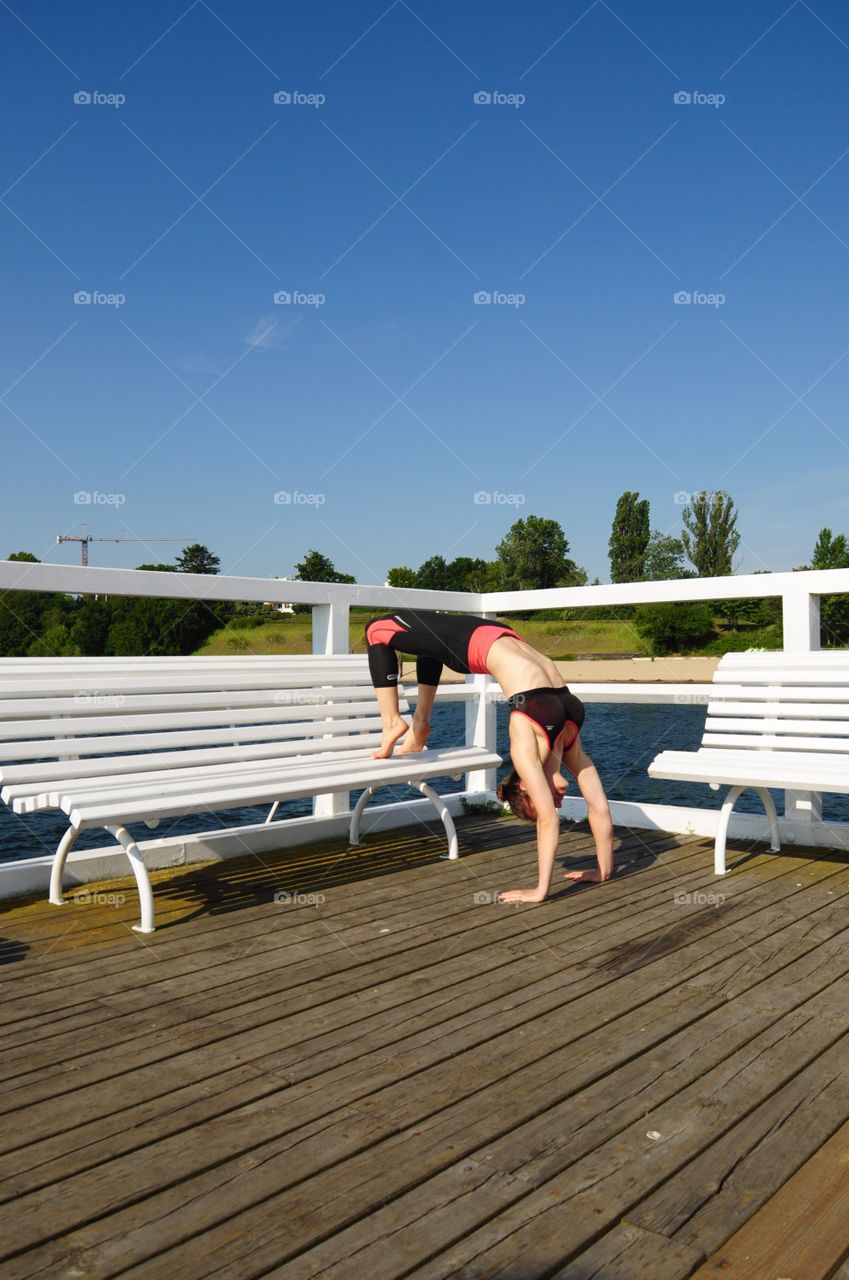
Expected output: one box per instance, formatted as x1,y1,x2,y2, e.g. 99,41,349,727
564,868,607,884
549,773,568,802
497,887,548,904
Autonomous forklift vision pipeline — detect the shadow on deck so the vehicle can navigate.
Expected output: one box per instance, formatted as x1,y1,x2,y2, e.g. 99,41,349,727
1,815,849,1279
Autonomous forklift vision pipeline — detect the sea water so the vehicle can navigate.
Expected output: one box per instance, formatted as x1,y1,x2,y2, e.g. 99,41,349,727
1,701,846,863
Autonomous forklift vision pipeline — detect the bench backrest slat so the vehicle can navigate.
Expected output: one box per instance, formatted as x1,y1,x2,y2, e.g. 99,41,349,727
0,655,403,779
696,652,849,755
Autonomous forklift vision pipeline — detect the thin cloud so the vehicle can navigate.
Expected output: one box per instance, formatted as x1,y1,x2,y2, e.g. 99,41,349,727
244,315,300,349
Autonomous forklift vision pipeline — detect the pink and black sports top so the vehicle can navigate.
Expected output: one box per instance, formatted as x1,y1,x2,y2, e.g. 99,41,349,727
507,685,585,751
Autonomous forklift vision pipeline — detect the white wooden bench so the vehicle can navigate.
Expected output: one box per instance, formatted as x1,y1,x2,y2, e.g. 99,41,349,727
0,656,501,932
648,651,849,874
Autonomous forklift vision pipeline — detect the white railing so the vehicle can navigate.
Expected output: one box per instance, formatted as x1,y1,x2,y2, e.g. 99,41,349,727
1,558,848,890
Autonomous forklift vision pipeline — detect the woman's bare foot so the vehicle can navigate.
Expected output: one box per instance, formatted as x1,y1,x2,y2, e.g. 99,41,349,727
396,715,430,753
496,887,548,904
372,716,410,759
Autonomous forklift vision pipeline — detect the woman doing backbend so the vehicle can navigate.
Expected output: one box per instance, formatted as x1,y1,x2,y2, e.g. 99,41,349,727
365,609,613,904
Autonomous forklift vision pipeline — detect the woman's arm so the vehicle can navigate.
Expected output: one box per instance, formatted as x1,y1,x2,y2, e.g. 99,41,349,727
497,729,562,904
561,736,614,883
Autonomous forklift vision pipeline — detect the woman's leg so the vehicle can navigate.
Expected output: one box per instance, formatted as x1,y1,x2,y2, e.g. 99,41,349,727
562,737,614,881
396,656,441,753
371,685,410,757
366,617,411,757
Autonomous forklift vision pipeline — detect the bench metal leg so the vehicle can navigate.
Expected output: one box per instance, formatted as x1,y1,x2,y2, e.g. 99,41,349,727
755,787,781,852
715,785,743,875
716,784,781,875
48,824,81,906
105,825,155,934
265,801,280,824
349,787,375,846
414,781,459,859
348,781,459,860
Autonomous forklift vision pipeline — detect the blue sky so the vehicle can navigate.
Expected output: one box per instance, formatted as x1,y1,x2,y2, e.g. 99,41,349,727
2,0,849,585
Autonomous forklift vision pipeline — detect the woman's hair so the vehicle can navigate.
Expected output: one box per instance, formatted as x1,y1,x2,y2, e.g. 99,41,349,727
496,766,537,822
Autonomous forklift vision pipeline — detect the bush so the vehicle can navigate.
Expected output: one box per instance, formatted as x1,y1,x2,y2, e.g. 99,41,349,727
226,615,267,630
704,625,783,654
634,602,715,654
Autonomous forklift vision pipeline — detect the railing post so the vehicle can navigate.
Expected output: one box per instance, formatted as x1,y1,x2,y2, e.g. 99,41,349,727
782,587,820,654
781,588,822,832
312,602,351,818
312,602,350,656
465,674,498,796
465,609,499,797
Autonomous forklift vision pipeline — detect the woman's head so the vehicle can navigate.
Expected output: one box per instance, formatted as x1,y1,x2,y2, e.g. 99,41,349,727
496,767,537,822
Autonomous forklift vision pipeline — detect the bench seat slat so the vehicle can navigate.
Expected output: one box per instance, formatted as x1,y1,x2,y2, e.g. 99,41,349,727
10,740,389,813
51,744,484,808
0,725,392,797
649,748,849,792
65,748,503,828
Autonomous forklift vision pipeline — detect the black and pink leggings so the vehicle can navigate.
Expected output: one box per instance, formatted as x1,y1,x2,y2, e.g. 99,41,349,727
365,609,520,688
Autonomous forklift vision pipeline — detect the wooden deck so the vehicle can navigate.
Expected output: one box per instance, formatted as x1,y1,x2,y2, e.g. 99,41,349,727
2,813,849,1279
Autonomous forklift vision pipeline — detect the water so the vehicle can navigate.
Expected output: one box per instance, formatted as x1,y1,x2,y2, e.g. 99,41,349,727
2,701,847,863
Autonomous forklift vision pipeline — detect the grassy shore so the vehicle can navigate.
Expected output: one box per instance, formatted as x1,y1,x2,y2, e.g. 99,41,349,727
195,609,652,659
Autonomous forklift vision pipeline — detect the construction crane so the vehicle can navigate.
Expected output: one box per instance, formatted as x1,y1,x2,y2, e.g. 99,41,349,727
56,527,195,567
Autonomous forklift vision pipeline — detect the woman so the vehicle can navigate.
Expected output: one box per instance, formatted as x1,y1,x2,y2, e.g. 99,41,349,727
365,609,613,903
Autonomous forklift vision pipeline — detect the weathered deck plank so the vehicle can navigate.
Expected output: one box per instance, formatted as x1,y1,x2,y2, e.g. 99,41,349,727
0,815,847,1279
687,1115,849,1279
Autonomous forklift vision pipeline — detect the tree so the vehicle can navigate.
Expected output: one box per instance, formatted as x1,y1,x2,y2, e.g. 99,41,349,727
415,555,449,591
175,544,220,575
444,556,489,593
642,530,691,581
294,549,355,584
809,527,849,646
69,597,113,655
634,602,715,655
386,566,417,588
811,527,848,570
496,516,585,591
608,491,649,583
681,491,740,576
135,562,176,572
0,551,54,657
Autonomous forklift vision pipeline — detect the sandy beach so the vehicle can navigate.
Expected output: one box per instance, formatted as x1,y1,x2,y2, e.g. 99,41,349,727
402,655,721,684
